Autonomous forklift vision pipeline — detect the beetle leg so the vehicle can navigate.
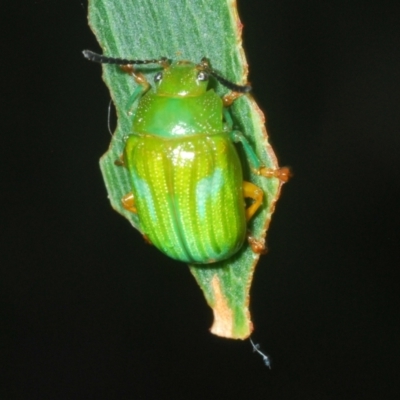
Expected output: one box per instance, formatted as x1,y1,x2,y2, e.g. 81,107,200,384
243,181,267,254
247,234,267,254
120,65,151,113
230,130,262,169
222,92,246,131
243,181,263,221
258,166,292,182
222,91,244,107
231,131,292,183
121,193,153,245
120,65,150,88
114,153,125,167
121,192,137,214
223,107,234,130
142,234,153,245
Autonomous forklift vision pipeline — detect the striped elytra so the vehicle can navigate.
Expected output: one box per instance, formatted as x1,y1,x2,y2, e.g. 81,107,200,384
124,133,246,263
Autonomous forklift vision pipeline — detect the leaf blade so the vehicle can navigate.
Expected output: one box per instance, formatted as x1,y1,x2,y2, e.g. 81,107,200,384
87,0,285,339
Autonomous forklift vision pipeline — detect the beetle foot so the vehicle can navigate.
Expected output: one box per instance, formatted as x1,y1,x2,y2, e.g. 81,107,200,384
120,65,150,90
258,166,292,183
142,234,153,245
114,154,125,167
243,181,263,222
222,91,244,107
121,192,137,213
247,234,268,255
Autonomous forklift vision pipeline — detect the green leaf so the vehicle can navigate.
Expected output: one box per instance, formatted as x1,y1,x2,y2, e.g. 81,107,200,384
87,0,286,339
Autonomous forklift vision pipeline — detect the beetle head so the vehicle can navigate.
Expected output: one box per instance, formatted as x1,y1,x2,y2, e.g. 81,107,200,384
82,51,252,95
153,61,209,97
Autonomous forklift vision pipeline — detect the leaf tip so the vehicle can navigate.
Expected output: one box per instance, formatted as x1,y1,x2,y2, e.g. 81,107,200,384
209,275,234,338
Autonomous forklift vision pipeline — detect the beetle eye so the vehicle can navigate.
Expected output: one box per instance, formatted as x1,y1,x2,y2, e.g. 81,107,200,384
197,71,209,82
154,71,163,83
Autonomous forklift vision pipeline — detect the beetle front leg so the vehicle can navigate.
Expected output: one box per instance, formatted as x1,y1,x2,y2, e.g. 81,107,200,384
222,92,244,131
120,65,151,112
222,91,244,107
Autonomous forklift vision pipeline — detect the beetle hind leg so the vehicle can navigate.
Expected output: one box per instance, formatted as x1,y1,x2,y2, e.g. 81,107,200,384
121,192,153,246
247,234,267,255
243,181,267,254
121,192,137,214
243,181,263,221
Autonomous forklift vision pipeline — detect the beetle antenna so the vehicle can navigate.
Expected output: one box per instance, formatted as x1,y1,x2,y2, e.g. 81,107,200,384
249,338,272,369
208,69,252,93
199,57,251,93
83,50,169,66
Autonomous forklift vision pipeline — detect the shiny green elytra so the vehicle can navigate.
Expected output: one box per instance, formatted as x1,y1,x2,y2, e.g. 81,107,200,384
83,50,289,264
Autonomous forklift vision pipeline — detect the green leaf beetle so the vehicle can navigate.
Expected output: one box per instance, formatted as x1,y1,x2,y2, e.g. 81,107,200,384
83,50,289,264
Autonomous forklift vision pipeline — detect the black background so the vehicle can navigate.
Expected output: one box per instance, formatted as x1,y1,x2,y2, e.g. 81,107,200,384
1,1,399,398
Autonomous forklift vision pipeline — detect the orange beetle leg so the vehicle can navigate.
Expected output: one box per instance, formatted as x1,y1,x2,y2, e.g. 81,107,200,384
258,166,292,183
247,234,268,255
222,91,245,107
243,180,264,221
121,192,137,214
114,153,125,167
